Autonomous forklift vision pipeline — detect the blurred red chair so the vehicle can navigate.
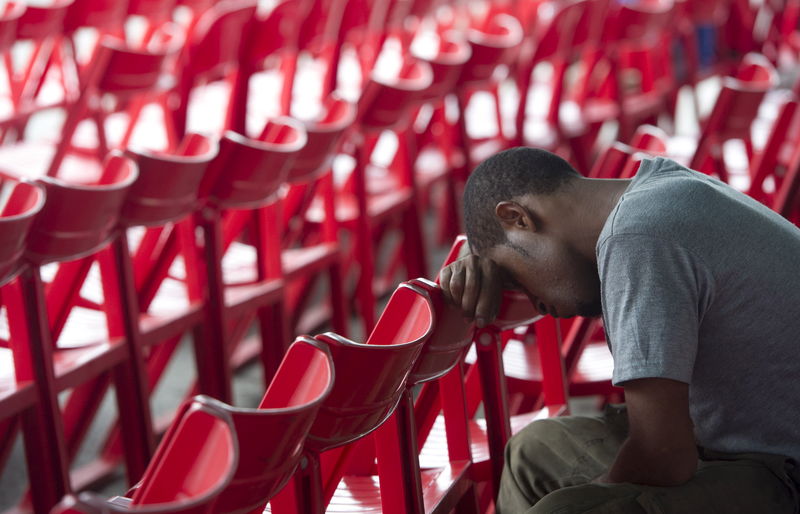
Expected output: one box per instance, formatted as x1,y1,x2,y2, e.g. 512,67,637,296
588,124,669,179
191,117,306,399
0,177,65,513
410,22,473,245
747,94,800,222
167,0,257,141
455,5,523,169
1,155,150,510
53,133,218,490
314,54,433,334
45,23,184,177
514,0,597,172
270,282,431,514
577,0,678,146
689,53,777,183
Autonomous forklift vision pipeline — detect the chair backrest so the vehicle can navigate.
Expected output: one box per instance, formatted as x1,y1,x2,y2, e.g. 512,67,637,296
201,117,307,208
182,0,257,82
127,0,177,18
589,124,668,178
0,2,24,53
96,24,183,96
703,53,777,142
749,95,800,204
14,0,73,41
602,0,675,45
458,9,523,86
357,56,433,131
0,178,45,286
287,94,356,184
241,0,305,67
27,153,137,264
63,0,129,33
122,133,218,226
306,283,432,452
128,399,239,511
404,277,474,385
410,27,472,101
207,337,334,512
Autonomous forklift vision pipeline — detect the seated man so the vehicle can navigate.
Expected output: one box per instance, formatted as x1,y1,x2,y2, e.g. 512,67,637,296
439,147,800,513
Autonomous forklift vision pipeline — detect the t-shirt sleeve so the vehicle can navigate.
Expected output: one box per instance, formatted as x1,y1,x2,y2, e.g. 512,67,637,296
598,234,712,386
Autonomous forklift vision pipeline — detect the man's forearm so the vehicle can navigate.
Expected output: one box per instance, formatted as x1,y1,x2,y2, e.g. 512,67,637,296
606,436,698,486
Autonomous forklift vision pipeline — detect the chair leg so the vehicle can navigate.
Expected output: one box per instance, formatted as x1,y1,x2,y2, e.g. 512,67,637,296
474,328,512,501
196,209,234,403
257,302,289,387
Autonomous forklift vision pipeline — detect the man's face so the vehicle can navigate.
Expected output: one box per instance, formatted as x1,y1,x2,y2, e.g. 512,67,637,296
485,233,602,319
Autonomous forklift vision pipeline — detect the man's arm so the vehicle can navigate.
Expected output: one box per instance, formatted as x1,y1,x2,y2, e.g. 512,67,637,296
604,377,698,486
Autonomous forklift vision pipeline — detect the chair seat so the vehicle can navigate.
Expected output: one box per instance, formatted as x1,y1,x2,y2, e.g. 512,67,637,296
418,407,562,470
502,338,615,387
207,241,338,285
263,461,472,514
282,243,339,280
306,188,413,226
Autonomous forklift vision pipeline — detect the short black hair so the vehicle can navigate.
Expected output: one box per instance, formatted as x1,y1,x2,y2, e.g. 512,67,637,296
463,147,580,253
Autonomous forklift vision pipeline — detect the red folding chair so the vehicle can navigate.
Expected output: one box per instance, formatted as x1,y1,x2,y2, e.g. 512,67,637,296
410,21,473,245
577,0,678,145
51,397,239,514
588,124,669,179
50,133,219,490
748,94,800,222
167,0,257,141
191,118,306,398
9,155,155,505
270,282,432,514
279,93,355,336
416,235,570,505
455,5,523,169
689,53,777,183
281,277,479,514
52,335,335,514
0,178,68,514
513,0,598,172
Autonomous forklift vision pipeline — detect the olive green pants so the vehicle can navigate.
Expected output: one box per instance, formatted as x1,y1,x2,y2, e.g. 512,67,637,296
497,405,800,514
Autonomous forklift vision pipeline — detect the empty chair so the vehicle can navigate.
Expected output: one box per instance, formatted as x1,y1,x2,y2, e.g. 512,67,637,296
56,133,219,489
51,397,239,514
0,177,64,513
271,282,432,513
688,53,777,184
52,335,334,514
5,154,152,505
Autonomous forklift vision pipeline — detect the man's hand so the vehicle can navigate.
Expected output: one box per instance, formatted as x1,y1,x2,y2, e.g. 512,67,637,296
607,378,698,486
438,254,504,328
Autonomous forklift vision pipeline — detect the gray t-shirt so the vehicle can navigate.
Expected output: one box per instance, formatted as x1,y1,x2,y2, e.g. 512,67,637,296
597,156,800,462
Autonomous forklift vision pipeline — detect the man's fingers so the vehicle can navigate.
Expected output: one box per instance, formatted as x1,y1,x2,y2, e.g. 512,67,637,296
447,264,466,306
474,260,502,327
460,256,481,318
438,266,453,304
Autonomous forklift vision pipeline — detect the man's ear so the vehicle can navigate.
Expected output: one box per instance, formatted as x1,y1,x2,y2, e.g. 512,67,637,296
495,201,537,232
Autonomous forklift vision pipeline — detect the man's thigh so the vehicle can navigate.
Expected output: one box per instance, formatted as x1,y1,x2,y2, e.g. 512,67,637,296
497,405,629,513
529,455,798,514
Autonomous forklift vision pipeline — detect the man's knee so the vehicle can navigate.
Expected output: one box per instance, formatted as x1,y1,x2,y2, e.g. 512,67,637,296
528,484,647,514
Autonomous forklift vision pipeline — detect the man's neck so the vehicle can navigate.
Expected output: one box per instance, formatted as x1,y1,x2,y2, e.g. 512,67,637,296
563,177,631,262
